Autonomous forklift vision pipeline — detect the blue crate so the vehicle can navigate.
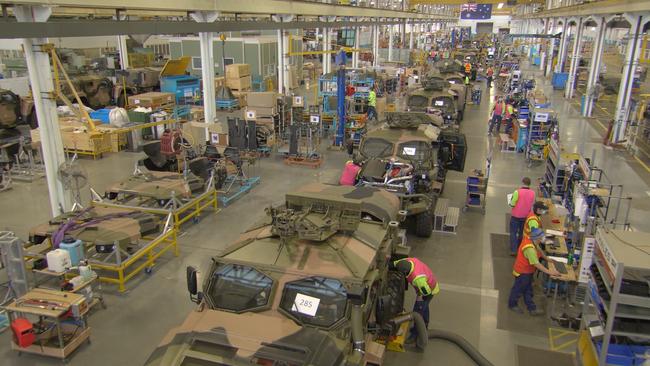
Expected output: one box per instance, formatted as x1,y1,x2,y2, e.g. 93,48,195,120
595,343,635,366
552,72,569,90
90,108,112,123
161,75,201,105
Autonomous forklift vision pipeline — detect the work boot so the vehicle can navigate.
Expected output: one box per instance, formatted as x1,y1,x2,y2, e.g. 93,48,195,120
529,309,545,316
509,306,524,314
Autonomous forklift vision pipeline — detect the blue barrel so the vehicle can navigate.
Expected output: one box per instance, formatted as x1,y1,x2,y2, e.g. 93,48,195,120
59,237,84,266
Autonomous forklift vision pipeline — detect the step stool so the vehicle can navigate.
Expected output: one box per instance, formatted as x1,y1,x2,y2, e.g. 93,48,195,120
433,198,449,232
443,207,460,234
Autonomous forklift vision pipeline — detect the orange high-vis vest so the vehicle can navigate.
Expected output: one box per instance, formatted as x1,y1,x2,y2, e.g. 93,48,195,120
465,63,471,73
523,212,541,238
513,237,542,276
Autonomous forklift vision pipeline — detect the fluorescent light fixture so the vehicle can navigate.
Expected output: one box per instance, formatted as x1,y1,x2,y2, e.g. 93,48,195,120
497,3,504,8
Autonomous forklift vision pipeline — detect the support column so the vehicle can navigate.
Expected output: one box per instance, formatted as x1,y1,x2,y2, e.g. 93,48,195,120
546,19,556,77
409,20,414,50
191,11,219,126
612,15,644,144
388,24,394,61
373,23,379,67
323,27,330,74
353,26,360,69
278,29,285,93
556,20,569,72
584,17,606,117
15,5,71,215
565,18,583,99
117,35,129,70
283,32,291,93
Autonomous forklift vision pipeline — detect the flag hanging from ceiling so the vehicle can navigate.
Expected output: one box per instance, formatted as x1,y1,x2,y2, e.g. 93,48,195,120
460,3,493,20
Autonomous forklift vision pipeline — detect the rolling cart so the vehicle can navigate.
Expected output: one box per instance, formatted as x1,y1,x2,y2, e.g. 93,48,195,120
463,161,490,214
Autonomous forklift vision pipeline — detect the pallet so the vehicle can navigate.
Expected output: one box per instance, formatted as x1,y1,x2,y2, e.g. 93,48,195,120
284,155,323,168
217,176,260,207
216,99,240,111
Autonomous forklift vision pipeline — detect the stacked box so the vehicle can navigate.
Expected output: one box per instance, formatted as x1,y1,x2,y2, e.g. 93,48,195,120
128,92,175,109
246,92,277,118
215,76,226,90
232,91,248,108
225,64,252,91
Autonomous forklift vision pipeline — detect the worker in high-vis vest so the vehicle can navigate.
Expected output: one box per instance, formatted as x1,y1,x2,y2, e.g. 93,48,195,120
366,86,377,122
508,177,536,255
392,257,439,341
464,62,472,77
523,201,549,239
508,228,560,315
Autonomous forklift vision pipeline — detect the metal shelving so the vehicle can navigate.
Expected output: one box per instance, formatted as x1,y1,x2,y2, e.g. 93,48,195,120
579,227,650,365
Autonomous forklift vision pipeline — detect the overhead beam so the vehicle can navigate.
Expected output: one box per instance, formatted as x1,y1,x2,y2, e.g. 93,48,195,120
1,0,453,19
0,18,454,39
519,0,650,19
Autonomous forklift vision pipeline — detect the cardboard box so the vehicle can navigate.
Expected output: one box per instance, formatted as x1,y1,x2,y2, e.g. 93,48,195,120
207,122,229,147
226,75,252,91
182,121,209,146
247,92,277,108
128,92,175,109
247,106,276,117
190,106,204,122
225,64,251,79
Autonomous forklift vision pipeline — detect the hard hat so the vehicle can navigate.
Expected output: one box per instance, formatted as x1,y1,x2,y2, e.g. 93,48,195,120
395,260,412,275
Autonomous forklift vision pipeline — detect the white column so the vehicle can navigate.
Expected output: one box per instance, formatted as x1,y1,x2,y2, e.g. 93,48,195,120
353,26,360,69
15,5,71,215
283,32,291,93
409,20,414,50
191,12,219,126
277,29,284,93
388,24,394,61
565,18,583,99
546,19,556,77
323,27,330,74
373,24,379,67
584,17,606,117
556,20,569,72
117,35,129,70
612,15,644,143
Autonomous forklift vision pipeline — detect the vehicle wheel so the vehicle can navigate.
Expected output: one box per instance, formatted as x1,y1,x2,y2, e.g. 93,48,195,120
415,212,433,238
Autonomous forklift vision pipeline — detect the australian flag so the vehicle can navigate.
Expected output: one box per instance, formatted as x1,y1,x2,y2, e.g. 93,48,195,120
460,3,492,20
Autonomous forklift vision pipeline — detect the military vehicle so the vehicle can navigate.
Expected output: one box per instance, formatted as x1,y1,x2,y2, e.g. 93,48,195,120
28,206,162,254
355,112,466,237
145,183,433,366
113,67,162,107
0,89,31,189
407,88,460,125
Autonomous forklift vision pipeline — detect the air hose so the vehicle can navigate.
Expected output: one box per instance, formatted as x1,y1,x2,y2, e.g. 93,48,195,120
426,328,494,366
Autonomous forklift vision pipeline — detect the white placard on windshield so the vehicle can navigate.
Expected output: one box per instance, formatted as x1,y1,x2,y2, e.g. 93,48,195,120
402,147,417,156
292,293,320,317
434,100,445,106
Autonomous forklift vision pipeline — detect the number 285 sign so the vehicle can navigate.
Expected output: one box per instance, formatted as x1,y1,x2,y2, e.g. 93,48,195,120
292,293,320,317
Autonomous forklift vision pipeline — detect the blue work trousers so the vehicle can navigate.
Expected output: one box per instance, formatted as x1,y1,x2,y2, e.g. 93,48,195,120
410,295,432,338
367,106,377,121
508,273,537,311
509,216,526,254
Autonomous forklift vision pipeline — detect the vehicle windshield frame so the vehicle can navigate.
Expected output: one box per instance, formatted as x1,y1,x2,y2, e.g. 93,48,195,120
359,137,394,159
279,276,349,329
204,262,275,313
397,140,434,162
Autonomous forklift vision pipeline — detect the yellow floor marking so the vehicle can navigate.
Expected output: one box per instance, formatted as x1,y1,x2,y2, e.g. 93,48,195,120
634,155,650,173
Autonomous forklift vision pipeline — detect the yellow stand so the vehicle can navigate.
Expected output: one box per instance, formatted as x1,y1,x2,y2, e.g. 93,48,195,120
378,321,410,353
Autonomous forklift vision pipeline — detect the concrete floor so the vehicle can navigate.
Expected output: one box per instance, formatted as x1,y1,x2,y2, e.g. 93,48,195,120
1,62,649,366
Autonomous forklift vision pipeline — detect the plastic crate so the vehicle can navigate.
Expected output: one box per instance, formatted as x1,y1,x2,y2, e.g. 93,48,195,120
552,72,569,90
90,108,112,123
595,343,635,366
127,110,152,123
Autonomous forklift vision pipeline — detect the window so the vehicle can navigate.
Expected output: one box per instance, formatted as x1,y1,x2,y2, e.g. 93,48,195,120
192,57,202,70
223,57,234,66
205,264,273,312
360,138,394,159
280,277,347,328
397,140,433,162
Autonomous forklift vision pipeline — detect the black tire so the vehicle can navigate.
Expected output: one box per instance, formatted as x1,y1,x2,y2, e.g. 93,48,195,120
415,211,433,238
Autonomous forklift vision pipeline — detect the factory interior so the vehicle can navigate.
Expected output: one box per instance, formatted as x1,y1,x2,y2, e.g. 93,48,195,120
0,1,649,366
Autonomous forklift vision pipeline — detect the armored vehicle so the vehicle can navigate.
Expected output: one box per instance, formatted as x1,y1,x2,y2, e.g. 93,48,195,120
407,88,460,125
145,183,431,366
114,67,162,107
356,112,466,237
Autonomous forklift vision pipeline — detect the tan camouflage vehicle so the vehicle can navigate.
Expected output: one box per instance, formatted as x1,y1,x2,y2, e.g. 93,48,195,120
355,112,466,237
406,87,460,125
145,183,431,366
28,205,161,254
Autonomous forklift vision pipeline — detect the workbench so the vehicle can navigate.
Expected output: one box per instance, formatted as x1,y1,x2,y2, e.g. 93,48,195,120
4,288,91,360
32,268,106,310
539,197,569,256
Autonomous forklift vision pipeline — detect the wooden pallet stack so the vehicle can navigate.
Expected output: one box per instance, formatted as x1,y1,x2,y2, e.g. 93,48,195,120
225,64,252,109
246,92,278,127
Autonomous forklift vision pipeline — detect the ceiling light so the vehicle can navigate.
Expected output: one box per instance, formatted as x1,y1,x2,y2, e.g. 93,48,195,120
497,3,504,8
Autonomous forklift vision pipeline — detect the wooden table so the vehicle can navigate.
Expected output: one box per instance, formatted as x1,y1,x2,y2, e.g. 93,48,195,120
32,268,106,310
4,288,91,360
546,260,578,320
539,197,569,256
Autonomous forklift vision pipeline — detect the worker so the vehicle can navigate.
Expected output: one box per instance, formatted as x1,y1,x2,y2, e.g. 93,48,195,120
464,61,472,77
488,96,505,135
508,177,536,255
392,257,439,341
367,86,377,122
524,201,549,239
508,228,560,315
339,159,362,186
486,66,494,88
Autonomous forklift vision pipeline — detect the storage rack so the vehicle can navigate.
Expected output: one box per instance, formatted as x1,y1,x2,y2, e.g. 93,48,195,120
543,139,581,198
578,228,650,366
526,108,553,166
